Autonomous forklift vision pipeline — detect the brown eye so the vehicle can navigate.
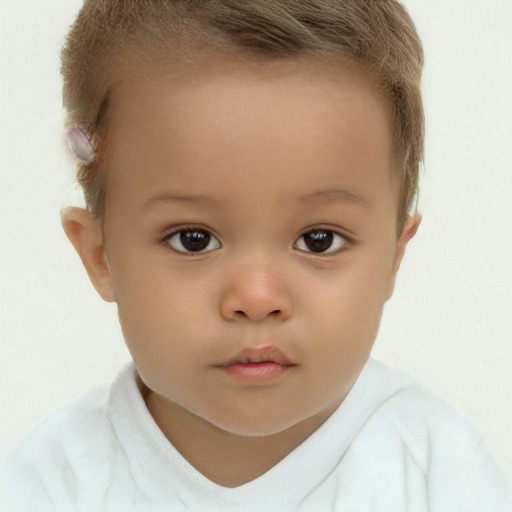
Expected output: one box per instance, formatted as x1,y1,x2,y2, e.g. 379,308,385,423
294,230,346,254
166,229,221,254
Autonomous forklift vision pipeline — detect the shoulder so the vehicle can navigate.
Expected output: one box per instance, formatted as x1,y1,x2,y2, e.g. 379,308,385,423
358,359,512,510
0,365,135,511
364,359,496,460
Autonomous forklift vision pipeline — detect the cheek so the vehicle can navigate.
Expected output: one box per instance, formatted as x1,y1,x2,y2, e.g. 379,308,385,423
116,284,205,404
314,256,392,316
305,258,393,355
112,260,223,371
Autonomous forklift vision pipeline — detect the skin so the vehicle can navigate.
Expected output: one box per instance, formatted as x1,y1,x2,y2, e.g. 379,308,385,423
62,59,420,488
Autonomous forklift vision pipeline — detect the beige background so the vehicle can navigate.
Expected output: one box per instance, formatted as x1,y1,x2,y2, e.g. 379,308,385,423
1,0,511,480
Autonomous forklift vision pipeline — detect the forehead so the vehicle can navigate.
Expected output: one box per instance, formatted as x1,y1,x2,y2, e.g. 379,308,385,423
104,59,397,212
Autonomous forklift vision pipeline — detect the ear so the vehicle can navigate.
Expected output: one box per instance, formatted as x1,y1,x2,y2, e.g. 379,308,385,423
385,213,421,300
61,207,115,302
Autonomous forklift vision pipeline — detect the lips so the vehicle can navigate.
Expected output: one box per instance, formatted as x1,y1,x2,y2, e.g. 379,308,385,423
216,345,295,368
215,345,297,382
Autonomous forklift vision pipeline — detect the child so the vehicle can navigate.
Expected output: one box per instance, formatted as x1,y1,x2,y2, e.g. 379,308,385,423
1,0,510,510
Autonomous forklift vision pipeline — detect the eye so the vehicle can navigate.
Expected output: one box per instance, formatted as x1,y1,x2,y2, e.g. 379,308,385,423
165,228,221,254
294,229,347,255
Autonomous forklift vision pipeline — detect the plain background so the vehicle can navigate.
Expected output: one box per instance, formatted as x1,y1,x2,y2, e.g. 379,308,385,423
0,0,511,480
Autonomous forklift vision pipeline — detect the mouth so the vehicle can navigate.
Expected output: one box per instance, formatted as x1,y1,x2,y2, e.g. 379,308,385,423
215,345,297,382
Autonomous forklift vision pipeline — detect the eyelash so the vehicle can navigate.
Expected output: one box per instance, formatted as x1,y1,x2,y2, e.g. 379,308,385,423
160,226,352,256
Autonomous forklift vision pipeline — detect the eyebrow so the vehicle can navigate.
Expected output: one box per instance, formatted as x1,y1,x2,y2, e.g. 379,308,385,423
143,187,367,211
299,188,368,206
142,193,219,211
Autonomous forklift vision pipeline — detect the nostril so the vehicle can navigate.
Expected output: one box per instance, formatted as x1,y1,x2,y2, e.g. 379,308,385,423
233,309,282,320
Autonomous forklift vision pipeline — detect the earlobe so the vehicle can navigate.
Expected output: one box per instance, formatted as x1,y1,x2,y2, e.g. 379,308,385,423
60,207,115,302
385,213,422,300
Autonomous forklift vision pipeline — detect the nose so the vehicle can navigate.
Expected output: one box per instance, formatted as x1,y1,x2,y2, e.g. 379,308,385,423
220,255,292,323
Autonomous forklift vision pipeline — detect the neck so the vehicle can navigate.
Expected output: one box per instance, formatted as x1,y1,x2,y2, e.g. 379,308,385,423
143,388,336,488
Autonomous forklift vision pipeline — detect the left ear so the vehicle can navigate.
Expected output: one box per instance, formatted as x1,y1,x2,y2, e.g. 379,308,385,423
385,213,421,300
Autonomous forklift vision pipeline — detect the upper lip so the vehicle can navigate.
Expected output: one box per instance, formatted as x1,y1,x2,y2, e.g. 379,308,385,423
216,345,295,367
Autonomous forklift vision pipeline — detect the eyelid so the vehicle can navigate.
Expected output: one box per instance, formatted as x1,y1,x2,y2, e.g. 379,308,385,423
159,223,218,240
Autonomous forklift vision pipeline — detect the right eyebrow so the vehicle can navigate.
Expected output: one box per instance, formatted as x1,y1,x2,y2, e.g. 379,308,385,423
142,192,219,211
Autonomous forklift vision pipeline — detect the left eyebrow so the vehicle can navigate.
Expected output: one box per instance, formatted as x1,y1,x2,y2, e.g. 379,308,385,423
299,188,368,206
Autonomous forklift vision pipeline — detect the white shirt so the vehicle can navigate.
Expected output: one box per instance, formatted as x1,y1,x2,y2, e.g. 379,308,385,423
1,358,510,511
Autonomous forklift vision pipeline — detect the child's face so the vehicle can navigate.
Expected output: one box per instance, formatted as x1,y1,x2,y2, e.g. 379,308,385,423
78,60,418,436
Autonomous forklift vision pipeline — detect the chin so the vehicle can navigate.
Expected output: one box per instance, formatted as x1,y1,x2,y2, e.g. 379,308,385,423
216,422,296,438
204,408,309,438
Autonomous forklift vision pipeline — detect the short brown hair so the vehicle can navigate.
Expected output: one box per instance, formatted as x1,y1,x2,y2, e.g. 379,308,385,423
61,0,424,230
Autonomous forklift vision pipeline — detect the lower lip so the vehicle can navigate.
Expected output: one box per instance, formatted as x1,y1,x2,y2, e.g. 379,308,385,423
220,362,293,382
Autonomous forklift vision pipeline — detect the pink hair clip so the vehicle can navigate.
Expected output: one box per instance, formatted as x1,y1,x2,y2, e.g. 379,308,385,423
65,125,95,163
